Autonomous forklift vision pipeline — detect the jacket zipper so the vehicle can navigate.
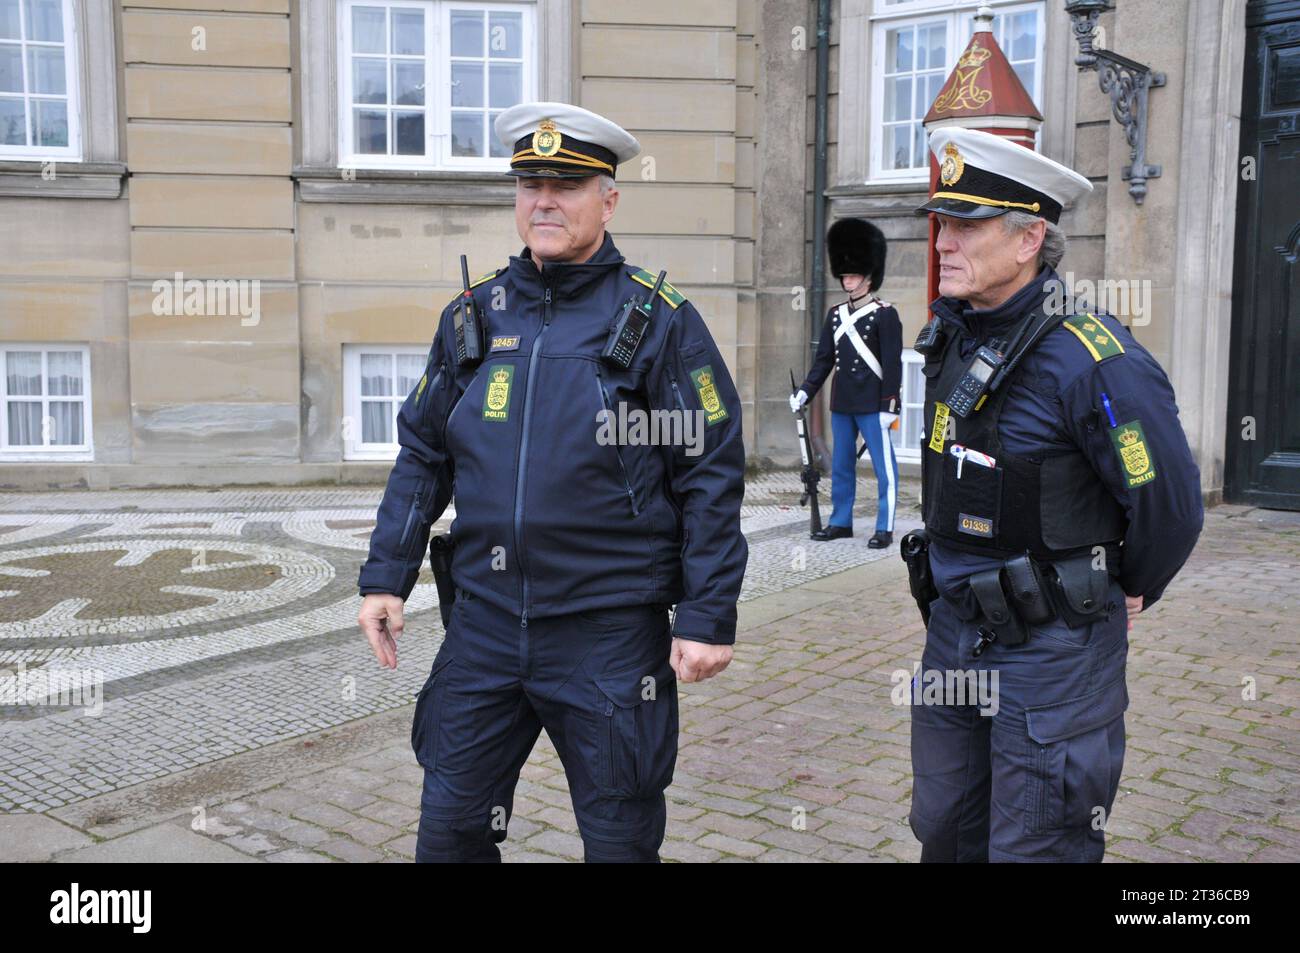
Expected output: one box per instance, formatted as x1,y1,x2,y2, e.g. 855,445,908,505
668,369,687,413
398,488,423,560
595,366,640,516
513,282,552,630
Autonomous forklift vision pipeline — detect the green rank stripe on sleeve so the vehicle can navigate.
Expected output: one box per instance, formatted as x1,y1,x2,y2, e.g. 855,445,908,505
1063,312,1125,362
631,269,684,309
1110,419,1156,488
690,365,729,427
414,373,427,404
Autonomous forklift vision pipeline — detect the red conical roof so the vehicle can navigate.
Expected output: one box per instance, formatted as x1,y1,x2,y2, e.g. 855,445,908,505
923,25,1042,124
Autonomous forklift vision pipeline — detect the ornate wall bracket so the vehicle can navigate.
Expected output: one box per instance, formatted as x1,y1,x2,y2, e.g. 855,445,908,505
1065,1,1165,205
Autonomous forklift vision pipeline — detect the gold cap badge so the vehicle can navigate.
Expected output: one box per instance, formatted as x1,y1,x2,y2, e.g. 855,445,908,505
940,142,965,187
532,119,561,158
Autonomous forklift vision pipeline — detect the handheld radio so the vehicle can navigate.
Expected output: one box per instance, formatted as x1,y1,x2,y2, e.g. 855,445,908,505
602,270,666,369
453,254,486,368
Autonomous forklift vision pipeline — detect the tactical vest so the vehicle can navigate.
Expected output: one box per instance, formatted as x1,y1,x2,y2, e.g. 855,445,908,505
920,308,1126,558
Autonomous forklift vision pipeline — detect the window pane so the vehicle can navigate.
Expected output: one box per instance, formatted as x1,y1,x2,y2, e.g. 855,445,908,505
450,10,484,57
392,9,424,55
1014,62,1034,97
912,121,925,169
360,354,392,396
450,111,484,157
0,96,22,144
6,350,41,395
0,95,23,144
361,400,391,444
394,110,423,155
887,27,912,72
0,1,18,40
884,124,911,171
6,401,41,445
922,24,945,70
47,350,81,395
31,97,65,146
23,0,62,43
488,109,508,157
0,42,19,92
927,72,944,112
488,11,522,58
354,108,387,153
392,60,423,105
353,56,386,104
48,400,82,445
488,62,520,108
352,6,385,54
451,61,483,107
1011,12,1036,61
28,46,64,94
397,354,423,394
885,76,911,122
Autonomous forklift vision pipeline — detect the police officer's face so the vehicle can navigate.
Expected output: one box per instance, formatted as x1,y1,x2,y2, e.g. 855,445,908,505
934,213,1045,309
516,176,619,264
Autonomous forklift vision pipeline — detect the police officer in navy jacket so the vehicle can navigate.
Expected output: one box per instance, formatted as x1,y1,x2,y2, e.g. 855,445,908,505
356,103,747,863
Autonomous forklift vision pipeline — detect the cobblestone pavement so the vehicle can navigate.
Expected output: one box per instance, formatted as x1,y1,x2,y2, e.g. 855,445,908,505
0,475,1296,862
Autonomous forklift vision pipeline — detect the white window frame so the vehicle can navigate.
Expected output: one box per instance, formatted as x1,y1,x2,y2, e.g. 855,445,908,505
868,0,1044,184
342,344,429,460
336,0,537,172
0,0,82,160
0,344,93,460
894,348,925,462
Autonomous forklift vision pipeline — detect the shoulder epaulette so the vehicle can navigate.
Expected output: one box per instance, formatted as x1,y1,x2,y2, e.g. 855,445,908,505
1061,312,1125,362
469,268,505,289
629,267,684,309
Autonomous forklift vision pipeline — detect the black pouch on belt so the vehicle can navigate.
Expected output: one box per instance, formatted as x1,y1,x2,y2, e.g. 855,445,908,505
427,533,456,628
968,567,1028,648
1003,553,1055,626
1045,552,1111,627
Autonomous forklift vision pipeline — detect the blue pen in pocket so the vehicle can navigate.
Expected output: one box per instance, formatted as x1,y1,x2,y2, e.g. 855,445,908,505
1100,392,1119,429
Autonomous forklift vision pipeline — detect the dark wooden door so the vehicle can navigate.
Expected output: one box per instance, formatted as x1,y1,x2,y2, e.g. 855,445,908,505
1229,0,1300,509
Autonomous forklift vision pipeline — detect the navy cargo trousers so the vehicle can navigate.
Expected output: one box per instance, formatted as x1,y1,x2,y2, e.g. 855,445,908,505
412,590,678,863
909,582,1130,862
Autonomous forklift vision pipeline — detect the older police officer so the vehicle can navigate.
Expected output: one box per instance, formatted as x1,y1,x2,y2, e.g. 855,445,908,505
356,103,747,863
904,128,1203,862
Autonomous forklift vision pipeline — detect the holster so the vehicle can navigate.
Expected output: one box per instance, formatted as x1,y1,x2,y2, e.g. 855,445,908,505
899,529,939,625
427,533,456,628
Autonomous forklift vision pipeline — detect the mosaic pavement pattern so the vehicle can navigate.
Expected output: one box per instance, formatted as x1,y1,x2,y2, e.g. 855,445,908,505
0,472,915,812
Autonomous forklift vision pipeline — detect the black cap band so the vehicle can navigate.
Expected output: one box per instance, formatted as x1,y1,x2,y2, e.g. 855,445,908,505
918,163,1063,223
509,133,617,178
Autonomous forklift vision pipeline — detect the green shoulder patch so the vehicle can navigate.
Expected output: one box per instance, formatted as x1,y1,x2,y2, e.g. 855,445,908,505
1110,418,1156,488
690,364,729,427
1062,312,1125,362
630,268,684,309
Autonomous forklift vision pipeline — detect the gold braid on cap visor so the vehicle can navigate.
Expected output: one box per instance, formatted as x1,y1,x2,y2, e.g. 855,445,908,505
929,191,1042,213
511,146,615,175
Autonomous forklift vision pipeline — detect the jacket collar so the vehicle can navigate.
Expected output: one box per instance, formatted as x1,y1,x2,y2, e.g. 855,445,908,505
506,231,626,300
930,265,1056,341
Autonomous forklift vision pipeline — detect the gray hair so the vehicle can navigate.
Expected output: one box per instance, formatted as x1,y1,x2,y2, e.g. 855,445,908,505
1001,210,1065,270
598,174,617,196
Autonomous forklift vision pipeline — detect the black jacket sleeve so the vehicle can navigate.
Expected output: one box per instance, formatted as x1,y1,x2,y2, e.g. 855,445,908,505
1062,340,1204,608
357,306,458,599
799,307,838,398
650,301,748,644
876,305,903,413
